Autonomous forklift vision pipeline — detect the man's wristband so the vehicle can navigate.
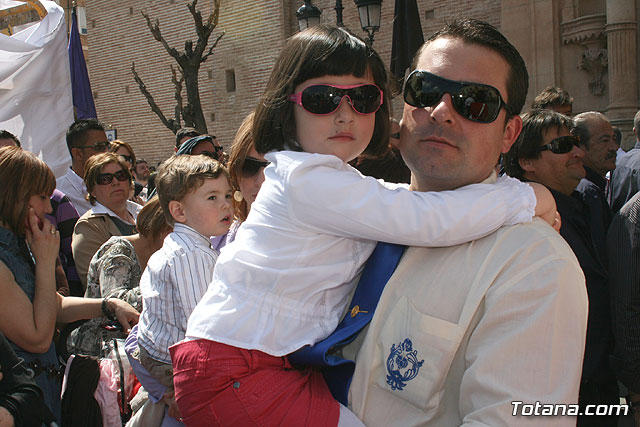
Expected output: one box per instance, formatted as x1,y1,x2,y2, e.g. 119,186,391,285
101,297,116,321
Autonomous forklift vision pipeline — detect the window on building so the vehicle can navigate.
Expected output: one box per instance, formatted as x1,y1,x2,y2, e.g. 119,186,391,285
225,69,236,92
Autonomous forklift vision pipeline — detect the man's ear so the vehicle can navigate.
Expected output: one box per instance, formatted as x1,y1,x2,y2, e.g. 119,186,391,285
519,157,536,172
168,200,186,223
501,114,523,153
70,147,82,162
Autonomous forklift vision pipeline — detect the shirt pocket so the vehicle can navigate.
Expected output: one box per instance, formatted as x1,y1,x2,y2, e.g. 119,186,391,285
372,296,464,416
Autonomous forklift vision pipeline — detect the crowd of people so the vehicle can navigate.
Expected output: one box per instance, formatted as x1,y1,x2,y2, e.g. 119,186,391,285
0,17,638,427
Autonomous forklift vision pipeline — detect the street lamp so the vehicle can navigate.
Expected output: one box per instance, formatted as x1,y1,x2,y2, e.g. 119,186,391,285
295,0,383,45
354,0,382,45
296,0,322,31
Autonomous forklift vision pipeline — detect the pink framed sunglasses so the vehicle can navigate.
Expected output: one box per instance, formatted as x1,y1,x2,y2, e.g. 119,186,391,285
288,83,383,115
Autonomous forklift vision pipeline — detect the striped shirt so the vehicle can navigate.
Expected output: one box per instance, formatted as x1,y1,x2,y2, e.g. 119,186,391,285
137,223,219,364
46,189,81,296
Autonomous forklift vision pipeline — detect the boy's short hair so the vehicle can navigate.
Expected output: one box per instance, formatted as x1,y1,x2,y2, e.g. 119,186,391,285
156,154,229,225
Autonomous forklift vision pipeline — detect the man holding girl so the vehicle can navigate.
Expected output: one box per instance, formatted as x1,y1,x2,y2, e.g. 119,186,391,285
168,22,575,427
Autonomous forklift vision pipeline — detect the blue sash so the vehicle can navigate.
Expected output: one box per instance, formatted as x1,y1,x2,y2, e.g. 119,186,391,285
288,242,406,405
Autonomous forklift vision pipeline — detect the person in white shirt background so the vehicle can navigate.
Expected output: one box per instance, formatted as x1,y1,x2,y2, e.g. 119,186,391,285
56,119,111,216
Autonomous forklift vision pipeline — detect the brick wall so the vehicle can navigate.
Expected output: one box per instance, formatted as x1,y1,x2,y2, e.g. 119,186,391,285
86,0,501,165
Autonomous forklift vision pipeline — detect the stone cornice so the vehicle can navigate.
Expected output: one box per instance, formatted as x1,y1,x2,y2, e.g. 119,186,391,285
561,14,606,45
605,21,638,34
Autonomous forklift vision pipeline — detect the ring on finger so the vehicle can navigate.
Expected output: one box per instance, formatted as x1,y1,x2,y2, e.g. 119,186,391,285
50,227,56,234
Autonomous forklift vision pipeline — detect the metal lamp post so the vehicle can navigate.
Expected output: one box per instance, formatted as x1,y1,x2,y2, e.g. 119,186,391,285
296,0,382,45
296,0,322,31
353,0,382,44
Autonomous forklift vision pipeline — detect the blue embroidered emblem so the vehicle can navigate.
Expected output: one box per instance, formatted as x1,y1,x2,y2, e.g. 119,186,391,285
386,338,424,391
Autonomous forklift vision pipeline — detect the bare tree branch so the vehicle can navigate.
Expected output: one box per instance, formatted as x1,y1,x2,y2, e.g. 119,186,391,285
135,0,222,134
140,10,180,63
171,65,185,125
189,0,221,61
201,31,224,63
131,62,179,133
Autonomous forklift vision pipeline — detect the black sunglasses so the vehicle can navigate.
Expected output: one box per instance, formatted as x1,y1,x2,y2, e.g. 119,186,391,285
76,141,111,152
538,135,581,154
96,169,131,185
404,70,513,123
119,155,134,164
241,157,270,178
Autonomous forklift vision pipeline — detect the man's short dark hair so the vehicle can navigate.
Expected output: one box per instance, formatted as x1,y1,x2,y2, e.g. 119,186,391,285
531,86,573,110
65,118,105,154
503,109,575,180
175,127,200,148
135,158,148,167
0,130,20,147
414,19,529,116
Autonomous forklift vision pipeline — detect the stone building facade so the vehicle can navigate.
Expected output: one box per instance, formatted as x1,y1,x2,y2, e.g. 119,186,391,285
81,0,639,165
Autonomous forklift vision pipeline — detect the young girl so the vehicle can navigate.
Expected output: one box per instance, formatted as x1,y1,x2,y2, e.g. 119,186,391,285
171,26,555,426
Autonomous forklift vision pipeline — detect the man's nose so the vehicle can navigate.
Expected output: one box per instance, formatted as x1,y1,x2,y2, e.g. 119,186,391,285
429,93,456,125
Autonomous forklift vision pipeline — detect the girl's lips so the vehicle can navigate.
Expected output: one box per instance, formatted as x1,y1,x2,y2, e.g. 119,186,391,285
329,132,354,141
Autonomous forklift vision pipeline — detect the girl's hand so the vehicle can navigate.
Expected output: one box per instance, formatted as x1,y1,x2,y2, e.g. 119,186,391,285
107,298,139,334
527,183,558,230
161,389,182,420
25,208,59,265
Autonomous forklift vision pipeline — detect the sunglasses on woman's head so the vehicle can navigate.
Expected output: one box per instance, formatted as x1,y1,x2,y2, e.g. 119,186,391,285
241,157,270,178
96,169,130,185
538,135,581,154
403,70,513,123
288,84,383,115
119,155,134,164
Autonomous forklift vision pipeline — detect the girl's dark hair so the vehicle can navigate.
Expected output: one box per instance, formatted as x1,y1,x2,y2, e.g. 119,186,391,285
253,25,390,158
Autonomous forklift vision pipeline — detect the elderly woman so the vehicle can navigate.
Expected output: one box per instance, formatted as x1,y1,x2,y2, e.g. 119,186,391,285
72,152,142,291
68,196,171,356
0,146,138,423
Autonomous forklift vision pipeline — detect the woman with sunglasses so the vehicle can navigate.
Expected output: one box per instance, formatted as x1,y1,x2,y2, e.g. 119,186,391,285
211,112,267,251
173,26,556,427
0,147,139,424
72,152,142,292
110,139,146,205
225,111,268,239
